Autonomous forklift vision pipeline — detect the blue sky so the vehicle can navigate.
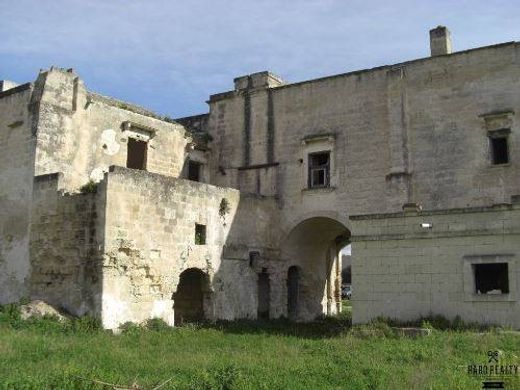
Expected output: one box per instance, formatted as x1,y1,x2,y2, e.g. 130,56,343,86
1,0,519,118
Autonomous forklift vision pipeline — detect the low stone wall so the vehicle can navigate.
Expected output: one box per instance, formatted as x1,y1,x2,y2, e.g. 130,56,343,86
350,200,520,328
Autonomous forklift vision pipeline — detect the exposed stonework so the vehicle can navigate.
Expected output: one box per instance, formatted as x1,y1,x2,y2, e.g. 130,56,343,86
1,28,519,328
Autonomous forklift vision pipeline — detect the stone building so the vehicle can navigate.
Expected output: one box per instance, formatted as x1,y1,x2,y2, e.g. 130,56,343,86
1,26,519,329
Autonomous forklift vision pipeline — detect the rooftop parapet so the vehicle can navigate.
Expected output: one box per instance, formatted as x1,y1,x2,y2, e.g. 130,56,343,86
234,71,285,91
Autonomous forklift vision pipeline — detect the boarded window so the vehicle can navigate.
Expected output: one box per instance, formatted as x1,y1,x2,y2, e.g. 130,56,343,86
188,160,202,182
473,263,509,294
308,152,330,188
257,271,270,320
490,136,509,165
195,224,206,245
126,138,147,170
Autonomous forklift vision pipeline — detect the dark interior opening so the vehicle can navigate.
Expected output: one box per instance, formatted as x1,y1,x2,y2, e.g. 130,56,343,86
188,160,202,181
490,136,509,165
287,266,300,320
174,268,205,325
308,151,330,188
126,138,148,170
195,224,206,245
257,271,270,320
474,263,509,294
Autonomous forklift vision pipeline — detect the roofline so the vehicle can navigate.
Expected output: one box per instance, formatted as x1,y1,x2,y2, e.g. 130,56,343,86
209,41,518,102
0,82,33,100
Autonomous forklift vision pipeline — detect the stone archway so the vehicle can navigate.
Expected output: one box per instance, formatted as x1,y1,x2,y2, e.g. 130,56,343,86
281,217,350,321
174,268,209,325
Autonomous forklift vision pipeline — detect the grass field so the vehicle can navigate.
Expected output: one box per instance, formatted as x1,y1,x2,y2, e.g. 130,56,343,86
0,303,519,389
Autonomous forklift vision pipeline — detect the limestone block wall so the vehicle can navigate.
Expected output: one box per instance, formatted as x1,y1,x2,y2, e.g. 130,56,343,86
32,68,189,192
29,173,105,316
350,200,520,328
0,84,36,303
205,43,520,234
100,166,275,328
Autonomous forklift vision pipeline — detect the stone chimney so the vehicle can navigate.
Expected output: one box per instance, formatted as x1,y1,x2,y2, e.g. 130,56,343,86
429,26,452,56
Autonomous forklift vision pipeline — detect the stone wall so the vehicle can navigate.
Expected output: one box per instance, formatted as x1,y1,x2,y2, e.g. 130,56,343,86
350,200,520,328
29,173,105,316
205,42,520,237
100,166,276,328
32,68,189,192
0,83,35,303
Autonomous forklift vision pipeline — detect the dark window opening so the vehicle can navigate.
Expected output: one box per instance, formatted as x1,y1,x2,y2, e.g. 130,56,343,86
257,271,270,320
308,151,330,188
126,138,147,170
188,160,202,182
195,224,206,245
249,251,260,268
474,263,509,294
490,136,509,165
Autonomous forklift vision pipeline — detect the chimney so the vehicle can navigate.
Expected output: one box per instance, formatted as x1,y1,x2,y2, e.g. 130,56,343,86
429,26,452,56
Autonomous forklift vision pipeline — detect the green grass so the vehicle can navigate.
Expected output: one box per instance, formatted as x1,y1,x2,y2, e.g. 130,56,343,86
0,303,519,389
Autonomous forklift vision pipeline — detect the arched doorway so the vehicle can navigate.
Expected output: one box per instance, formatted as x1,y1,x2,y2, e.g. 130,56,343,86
287,266,300,320
281,217,350,321
174,268,208,325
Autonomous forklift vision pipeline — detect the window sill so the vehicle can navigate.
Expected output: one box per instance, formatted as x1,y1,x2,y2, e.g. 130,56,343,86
464,293,516,302
488,163,511,168
302,186,336,194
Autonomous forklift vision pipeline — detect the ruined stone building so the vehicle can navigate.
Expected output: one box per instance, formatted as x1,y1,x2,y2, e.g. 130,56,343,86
1,27,519,329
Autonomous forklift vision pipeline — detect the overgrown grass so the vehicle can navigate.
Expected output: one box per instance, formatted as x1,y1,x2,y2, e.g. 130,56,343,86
0,303,519,389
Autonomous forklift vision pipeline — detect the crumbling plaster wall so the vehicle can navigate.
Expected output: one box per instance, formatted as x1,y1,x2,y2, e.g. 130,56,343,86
32,68,189,192
100,166,276,328
350,201,520,328
0,84,36,303
29,173,106,316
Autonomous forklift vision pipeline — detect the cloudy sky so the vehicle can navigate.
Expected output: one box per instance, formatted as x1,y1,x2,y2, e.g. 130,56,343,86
1,1,519,117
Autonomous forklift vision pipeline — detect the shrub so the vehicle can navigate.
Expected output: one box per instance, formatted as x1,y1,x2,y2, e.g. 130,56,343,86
145,318,170,331
79,180,97,194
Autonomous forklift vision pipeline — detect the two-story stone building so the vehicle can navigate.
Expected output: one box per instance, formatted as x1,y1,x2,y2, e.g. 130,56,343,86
1,26,519,328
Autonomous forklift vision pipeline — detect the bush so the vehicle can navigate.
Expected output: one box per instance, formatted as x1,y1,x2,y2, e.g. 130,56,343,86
79,180,97,194
145,318,170,331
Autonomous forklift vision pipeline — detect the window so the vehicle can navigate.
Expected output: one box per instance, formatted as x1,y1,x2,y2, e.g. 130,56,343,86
195,224,206,245
488,130,510,165
126,138,147,170
188,160,202,182
473,263,509,294
308,151,330,188
490,136,509,165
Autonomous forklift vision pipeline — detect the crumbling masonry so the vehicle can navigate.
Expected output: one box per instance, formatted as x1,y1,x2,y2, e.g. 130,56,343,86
1,27,519,328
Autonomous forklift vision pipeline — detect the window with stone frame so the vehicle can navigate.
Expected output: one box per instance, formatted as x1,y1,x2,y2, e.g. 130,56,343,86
308,151,330,188
488,129,510,165
473,263,509,294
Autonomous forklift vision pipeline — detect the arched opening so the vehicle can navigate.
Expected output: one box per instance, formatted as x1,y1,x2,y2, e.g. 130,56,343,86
174,268,208,325
281,217,350,321
287,266,300,320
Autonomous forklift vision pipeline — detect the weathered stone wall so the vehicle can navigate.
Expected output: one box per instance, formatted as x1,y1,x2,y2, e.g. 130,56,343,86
350,200,520,328
205,43,520,234
32,68,189,192
0,84,35,303
29,173,105,316
100,166,276,328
